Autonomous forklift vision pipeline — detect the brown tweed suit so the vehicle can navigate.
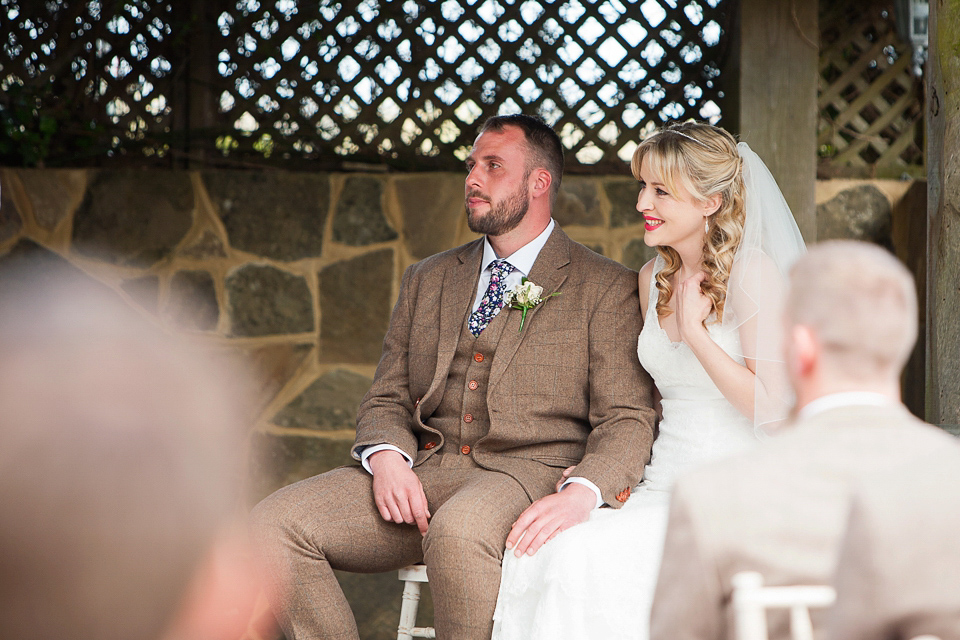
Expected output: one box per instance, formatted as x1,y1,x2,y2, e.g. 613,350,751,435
253,226,656,640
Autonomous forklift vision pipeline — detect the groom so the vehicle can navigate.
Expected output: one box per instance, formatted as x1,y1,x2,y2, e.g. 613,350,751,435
251,114,655,639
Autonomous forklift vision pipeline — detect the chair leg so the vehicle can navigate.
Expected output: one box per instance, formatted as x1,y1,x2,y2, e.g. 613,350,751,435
397,579,422,640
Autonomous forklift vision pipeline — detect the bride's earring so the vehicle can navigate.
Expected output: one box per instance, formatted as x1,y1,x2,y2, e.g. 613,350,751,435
704,219,709,234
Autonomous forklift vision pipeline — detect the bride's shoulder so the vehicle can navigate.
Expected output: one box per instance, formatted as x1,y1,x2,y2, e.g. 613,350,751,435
637,258,657,314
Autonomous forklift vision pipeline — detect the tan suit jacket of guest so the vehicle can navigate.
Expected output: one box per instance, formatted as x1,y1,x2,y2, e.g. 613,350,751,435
827,444,960,640
351,226,657,507
651,403,958,640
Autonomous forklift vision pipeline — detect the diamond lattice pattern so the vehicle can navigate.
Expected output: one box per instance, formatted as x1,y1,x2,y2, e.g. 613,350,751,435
218,0,730,170
0,1,176,160
1,0,730,170
817,0,924,176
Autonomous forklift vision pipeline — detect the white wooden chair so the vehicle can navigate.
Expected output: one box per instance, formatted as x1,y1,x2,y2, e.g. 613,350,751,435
731,571,836,640
731,572,942,640
397,564,435,640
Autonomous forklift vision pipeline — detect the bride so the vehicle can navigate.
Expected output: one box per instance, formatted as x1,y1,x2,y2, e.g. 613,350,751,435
492,122,806,639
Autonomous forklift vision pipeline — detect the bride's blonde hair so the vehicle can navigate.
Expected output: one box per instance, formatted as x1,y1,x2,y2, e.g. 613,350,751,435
631,121,745,322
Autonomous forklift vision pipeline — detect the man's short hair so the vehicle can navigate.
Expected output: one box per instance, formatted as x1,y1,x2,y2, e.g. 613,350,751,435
479,114,564,204
786,240,918,379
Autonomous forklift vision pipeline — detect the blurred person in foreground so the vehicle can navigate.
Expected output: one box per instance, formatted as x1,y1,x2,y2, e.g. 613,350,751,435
650,240,960,640
0,265,260,640
826,447,960,639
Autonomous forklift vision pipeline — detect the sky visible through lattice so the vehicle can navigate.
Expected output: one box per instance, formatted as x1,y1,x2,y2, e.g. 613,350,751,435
1,0,729,169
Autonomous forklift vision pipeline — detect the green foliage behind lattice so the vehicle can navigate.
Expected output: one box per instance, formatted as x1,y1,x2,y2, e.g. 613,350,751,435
0,0,734,171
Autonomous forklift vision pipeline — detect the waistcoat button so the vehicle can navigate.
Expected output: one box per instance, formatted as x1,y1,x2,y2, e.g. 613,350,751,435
463,413,474,423
474,352,484,362
460,445,471,455
468,380,479,390
424,442,436,450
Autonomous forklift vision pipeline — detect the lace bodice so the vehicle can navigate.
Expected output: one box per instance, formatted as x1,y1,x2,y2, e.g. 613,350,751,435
635,255,756,490
637,256,746,399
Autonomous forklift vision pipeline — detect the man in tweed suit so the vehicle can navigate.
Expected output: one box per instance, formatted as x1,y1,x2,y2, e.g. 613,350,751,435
650,240,959,640
252,115,656,640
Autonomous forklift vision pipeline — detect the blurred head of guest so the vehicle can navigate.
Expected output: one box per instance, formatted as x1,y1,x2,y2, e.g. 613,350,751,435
0,264,259,640
783,240,917,409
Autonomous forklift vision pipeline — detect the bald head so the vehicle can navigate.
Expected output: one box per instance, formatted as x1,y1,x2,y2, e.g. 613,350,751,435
785,240,917,384
0,267,249,640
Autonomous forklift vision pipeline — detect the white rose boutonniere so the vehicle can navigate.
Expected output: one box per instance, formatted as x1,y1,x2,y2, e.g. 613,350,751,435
503,277,560,332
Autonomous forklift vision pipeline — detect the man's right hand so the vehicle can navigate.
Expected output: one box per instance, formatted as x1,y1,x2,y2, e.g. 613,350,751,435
369,450,431,535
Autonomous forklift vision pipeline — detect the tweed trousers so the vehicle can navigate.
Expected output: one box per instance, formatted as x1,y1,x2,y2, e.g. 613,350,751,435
251,454,532,640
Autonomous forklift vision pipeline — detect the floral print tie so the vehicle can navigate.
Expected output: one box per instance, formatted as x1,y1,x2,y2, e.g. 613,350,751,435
468,259,516,336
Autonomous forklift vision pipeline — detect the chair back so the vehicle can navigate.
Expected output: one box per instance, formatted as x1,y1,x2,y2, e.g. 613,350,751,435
731,571,836,640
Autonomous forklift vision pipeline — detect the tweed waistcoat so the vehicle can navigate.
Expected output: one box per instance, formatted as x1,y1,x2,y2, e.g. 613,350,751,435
424,305,510,457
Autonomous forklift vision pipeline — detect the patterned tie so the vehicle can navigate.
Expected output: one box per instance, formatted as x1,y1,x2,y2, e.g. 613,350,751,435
468,259,516,336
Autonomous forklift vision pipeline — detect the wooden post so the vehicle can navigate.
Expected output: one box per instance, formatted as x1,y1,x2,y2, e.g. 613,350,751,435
738,0,818,241
926,1,960,429
171,0,223,168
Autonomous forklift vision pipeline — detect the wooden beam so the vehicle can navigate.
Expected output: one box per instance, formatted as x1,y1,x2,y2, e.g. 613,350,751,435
926,1,960,427
738,0,818,241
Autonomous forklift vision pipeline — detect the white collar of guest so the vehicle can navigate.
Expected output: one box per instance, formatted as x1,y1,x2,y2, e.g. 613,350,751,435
480,218,555,276
798,392,898,420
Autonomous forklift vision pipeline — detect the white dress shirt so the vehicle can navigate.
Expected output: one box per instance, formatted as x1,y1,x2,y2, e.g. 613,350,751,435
798,391,897,419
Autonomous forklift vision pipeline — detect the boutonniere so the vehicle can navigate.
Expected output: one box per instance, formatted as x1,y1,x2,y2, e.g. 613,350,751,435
503,278,560,332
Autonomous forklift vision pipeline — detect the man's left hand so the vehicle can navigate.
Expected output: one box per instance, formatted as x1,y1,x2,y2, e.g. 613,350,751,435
505,483,595,557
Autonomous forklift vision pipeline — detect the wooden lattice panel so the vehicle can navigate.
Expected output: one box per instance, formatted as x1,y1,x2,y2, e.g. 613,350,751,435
0,0,734,170
0,1,177,165
817,0,924,177
215,0,734,172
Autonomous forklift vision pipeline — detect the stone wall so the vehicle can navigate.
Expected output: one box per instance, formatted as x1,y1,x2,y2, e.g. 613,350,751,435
0,168,925,639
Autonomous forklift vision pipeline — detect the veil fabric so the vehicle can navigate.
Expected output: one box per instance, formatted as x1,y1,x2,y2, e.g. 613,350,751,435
719,142,806,434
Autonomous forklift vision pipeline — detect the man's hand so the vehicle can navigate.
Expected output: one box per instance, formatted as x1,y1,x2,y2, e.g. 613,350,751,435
555,465,575,492
369,450,430,535
505,482,595,557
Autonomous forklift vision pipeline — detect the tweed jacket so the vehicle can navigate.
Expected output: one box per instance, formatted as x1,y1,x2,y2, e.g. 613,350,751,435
650,403,958,640
827,444,960,640
351,226,656,507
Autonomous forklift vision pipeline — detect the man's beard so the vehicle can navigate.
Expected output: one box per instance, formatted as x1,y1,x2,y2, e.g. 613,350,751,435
466,181,529,236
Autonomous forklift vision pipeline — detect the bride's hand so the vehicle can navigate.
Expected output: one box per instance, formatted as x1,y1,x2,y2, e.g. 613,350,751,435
676,272,711,343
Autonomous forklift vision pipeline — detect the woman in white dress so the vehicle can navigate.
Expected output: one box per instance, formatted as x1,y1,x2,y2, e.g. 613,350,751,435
492,122,806,640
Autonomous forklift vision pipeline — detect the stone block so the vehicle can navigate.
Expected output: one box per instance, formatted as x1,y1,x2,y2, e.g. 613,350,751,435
395,174,462,259
333,177,398,246
167,269,219,331
0,239,118,302
229,343,313,416
0,176,22,244
179,229,227,259
621,238,656,272
606,179,642,228
553,178,603,227
248,433,354,503
227,265,314,337
319,249,393,363
121,275,160,314
817,184,893,249
72,171,194,266
17,169,86,230
273,369,374,430
205,171,329,261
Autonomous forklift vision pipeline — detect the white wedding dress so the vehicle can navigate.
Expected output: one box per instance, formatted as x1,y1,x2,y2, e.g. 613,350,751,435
492,255,760,640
